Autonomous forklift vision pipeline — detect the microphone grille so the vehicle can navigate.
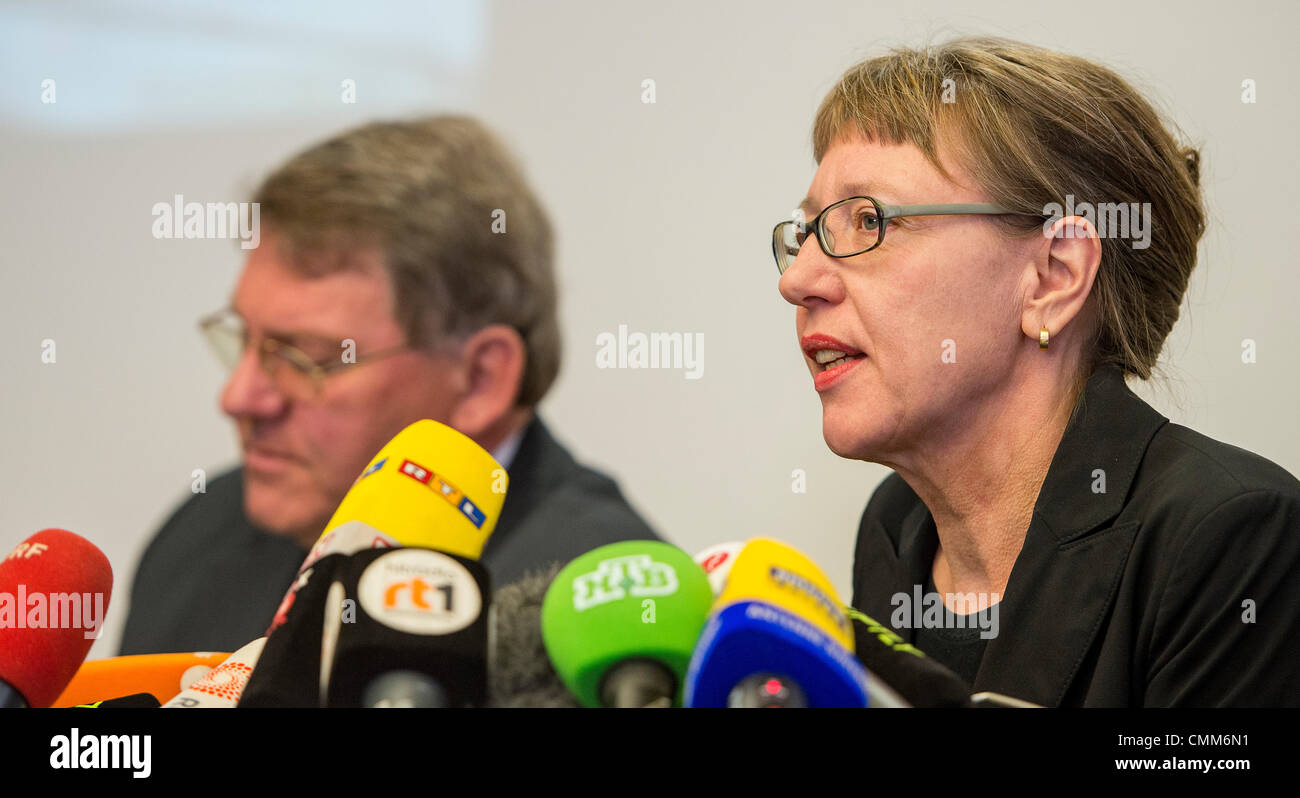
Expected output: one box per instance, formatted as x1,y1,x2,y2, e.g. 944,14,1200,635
487,563,578,708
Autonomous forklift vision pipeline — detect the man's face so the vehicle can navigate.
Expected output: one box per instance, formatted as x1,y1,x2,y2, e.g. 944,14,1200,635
221,231,462,547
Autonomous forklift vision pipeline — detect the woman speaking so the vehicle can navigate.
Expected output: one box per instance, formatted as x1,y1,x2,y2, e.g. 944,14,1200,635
774,37,1300,706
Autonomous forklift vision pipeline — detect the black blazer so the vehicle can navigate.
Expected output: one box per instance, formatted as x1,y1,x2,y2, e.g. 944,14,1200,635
851,366,1300,707
120,418,660,655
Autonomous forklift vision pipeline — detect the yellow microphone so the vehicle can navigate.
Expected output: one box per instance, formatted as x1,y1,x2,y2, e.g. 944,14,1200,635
240,420,507,706
714,537,856,652
299,418,508,573
685,537,872,707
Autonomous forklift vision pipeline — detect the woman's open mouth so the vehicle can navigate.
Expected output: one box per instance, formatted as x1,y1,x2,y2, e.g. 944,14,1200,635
811,350,866,391
813,349,867,371
801,334,867,391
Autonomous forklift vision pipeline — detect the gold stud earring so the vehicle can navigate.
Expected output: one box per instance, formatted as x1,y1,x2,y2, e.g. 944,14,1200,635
1039,327,1050,350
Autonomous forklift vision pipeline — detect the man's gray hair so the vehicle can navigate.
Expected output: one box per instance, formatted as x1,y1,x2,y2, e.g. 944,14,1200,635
252,115,560,407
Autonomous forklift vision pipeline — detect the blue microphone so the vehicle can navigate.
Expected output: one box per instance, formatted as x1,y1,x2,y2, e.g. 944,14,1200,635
685,600,872,707
683,538,882,708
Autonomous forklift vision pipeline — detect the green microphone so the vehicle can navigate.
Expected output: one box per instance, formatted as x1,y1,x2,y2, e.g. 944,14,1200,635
540,541,713,708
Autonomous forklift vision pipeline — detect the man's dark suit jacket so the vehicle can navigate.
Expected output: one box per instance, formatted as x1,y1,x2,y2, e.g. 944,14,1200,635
852,365,1300,707
120,418,661,655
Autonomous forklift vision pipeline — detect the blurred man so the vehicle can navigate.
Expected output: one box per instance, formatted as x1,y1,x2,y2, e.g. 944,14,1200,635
121,116,659,654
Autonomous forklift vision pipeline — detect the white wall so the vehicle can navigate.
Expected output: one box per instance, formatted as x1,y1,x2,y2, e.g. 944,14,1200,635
1,0,1296,658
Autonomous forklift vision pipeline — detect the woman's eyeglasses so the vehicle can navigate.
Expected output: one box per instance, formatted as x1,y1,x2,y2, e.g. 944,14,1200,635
772,195,1031,274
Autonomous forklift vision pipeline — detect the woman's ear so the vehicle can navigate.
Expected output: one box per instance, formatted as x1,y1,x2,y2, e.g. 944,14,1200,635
447,324,527,440
1021,215,1103,342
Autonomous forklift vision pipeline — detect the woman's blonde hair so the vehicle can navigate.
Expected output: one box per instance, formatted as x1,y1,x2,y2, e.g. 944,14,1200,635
813,36,1205,386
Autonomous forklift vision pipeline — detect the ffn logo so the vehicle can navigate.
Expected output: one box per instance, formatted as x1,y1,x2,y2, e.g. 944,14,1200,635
571,555,679,611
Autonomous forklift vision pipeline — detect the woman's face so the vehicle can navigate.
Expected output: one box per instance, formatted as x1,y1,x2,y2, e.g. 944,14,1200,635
778,131,1038,466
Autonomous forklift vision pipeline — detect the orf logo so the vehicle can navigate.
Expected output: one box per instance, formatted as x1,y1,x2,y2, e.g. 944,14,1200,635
571,555,679,612
4,541,48,562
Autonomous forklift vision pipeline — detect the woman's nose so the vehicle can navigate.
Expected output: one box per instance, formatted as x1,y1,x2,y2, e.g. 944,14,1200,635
778,236,845,308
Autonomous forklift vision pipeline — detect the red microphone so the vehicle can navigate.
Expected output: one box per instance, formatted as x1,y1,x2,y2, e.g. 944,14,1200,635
0,529,113,708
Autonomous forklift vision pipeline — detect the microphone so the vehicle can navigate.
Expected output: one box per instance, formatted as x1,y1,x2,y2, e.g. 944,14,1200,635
307,417,507,564
684,537,881,708
844,606,977,708
970,692,1043,708
54,651,230,707
0,529,113,708
487,563,578,708
318,547,491,707
163,637,266,708
70,693,162,708
263,417,507,636
847,611,1040,707
725,672,809,708
693,541,743,597
361,671,449,708
540,541,714,708
240,419,505,707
